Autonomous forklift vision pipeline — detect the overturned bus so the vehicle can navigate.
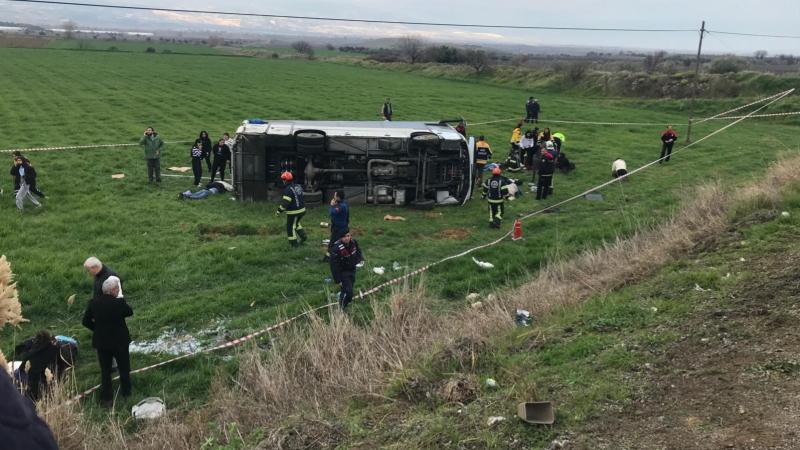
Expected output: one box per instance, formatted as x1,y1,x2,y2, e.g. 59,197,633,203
232,120,474,207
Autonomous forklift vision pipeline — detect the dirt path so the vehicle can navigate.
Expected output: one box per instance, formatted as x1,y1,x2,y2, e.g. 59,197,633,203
576,232,800,450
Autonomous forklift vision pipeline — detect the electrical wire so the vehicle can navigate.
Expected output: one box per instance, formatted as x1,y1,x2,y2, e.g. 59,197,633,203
6,0,697,32
707,29,800,40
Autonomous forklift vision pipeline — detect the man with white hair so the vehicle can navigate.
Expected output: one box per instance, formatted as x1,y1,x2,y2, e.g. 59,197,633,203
83,256,122,299
81,276,133,406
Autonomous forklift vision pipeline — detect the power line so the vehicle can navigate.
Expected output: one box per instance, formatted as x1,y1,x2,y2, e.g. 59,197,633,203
707,29,800,40
7,0,697,32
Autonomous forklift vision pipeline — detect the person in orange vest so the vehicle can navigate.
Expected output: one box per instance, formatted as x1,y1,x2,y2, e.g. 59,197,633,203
660,125,678,163
474,135,493,186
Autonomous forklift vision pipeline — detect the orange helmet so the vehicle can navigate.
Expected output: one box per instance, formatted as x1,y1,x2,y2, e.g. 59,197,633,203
280,171,293,181
492,167,501,176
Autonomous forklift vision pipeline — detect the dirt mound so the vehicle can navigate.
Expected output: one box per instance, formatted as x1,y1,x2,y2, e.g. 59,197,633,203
577,232,800,449
439,228,470,240
438,374,479,404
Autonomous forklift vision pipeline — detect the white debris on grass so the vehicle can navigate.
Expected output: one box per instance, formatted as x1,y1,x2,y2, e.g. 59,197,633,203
781,211,790,218
472,257,494,269
487,416,506,426
129,320,228,356
373,266,385,275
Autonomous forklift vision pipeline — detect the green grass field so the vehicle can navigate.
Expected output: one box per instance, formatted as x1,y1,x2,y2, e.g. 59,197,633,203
0,44,798,415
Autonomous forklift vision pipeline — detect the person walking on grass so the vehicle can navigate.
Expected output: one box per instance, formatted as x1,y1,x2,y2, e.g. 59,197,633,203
275,171,307,247
660,125,678,163
82,276,132,407
482,166,512,229
10,152,45,198
536,146,555,200
330,229,363,310
198,131,213,173
526,97,540,123
474,135,493,186
381,97,393,121
190,139,205,187
210,138,231,182
11,157,42,211
139,127,164,184
324,190,350,262
84,256,122,300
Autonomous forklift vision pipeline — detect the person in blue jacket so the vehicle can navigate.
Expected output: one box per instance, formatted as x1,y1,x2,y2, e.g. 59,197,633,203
324,191,350,262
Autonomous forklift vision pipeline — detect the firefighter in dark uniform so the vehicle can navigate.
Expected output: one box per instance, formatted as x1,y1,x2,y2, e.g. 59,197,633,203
536,148,555,200
474,135,493,186
482,166,512,228
275,171,307,246
330,229,363,309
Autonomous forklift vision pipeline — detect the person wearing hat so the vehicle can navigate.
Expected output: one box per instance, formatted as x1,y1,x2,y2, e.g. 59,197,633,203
329,229,363,310
275,171,307,247
482,166,512,228
536,146,556,200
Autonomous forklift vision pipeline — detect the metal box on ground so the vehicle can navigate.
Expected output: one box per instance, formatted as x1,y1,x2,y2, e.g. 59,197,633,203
517,402,555,425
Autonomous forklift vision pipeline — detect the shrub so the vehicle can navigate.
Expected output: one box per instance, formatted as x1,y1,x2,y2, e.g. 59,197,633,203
145,47,156,53
710,57,742,74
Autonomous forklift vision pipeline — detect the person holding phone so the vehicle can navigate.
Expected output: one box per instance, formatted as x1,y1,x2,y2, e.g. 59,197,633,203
138,127,164,184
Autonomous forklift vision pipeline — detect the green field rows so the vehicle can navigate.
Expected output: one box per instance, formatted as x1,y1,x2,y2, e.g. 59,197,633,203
0,46,798,412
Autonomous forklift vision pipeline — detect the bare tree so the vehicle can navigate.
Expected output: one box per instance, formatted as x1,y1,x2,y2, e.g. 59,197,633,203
463,49,490,74
291,40,314,58
397,36,423,64
62,20,76,40
754,50,768,60
643,50,667,73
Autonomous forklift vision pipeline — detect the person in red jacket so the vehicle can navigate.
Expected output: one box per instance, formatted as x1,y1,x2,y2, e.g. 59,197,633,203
660,125,678,163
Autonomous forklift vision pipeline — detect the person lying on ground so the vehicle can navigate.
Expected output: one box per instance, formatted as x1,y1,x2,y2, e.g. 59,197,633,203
178,180,233,200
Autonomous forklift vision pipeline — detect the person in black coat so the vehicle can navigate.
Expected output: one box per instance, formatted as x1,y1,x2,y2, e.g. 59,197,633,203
199,130,213,172
82,276,133,405
15,331,60,401
11,156,42,210
330,229,363,309
210,138,231,182
83,256,121,300
0,370,58,449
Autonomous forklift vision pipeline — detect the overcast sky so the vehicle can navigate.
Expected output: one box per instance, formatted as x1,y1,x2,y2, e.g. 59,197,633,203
3,0,800,54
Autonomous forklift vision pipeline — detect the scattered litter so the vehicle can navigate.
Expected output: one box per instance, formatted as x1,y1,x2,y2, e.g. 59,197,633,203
132,397,166,420
322,239,330,245
355,262,365,268
486,293,497,302
650,307,658,313
465,293,480,301
529,185,537,193
738,405,746,414
472,257,494,269
487,416,506,427
516,309,533,326
701,338,710,343
129,321,227,355
372,266,385,275
228,247,236,250
249,301,255,308
517,401,555,425
471,301,483,309
485,378,498,388
167,167,191,173
724,273,731,279
739,257,746,262
383,214,406,221
111,173,125,179
66,294,76,306
392,261,403,271
781,211,790,218
694,283,708,292
320,222,329,227
584,192,604,201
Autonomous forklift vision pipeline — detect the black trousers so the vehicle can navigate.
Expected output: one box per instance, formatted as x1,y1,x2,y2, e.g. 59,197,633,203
286,212,306,243
192,158,203,185
338,271,356,309
146,158,161,182
203,154,212,172
211,158,227,181
97,345,131,402
660,142,674,162
488,201,504,227
525,113,539,123
537,174,552,199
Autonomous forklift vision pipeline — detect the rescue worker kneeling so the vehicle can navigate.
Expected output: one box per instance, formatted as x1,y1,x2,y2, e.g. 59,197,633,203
330,229,363,310
482,167,512,229
275,171,307,247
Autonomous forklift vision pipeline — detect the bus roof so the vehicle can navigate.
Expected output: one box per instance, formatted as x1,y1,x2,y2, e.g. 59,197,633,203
236,120,464,140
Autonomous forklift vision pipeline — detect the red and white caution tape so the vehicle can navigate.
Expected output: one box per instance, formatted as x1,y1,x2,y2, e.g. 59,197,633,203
0,141,193,154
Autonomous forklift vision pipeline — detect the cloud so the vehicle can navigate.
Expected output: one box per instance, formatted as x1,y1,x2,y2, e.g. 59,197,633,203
151,11,241,27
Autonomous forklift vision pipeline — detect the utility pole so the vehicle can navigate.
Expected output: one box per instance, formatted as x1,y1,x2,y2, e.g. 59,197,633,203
686,20,706,143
